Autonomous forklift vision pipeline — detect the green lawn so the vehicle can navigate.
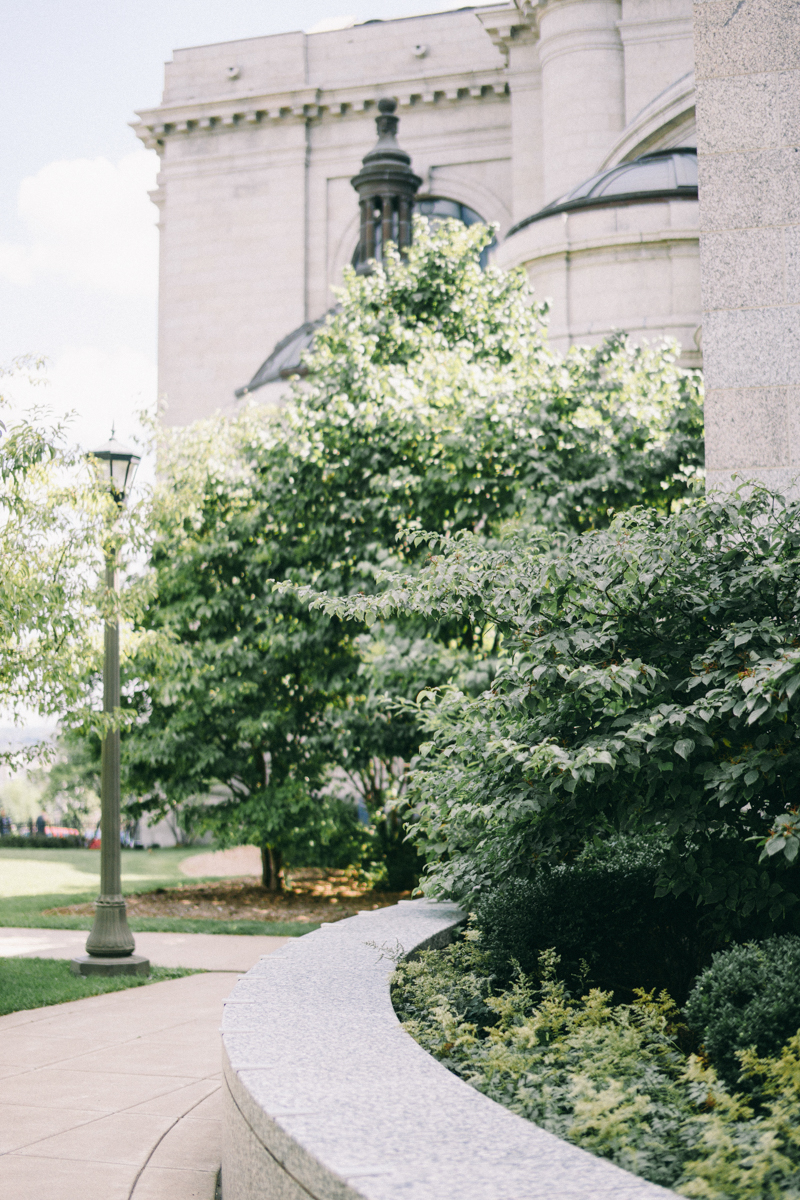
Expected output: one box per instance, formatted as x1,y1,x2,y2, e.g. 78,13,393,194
0,845,205,897
0,956,199,1016
0,847,315,937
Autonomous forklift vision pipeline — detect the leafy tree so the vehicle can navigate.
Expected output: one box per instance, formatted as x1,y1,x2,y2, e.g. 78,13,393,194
0,357,125,763
122,220,702,888
38,728,101,835
314,485,800,928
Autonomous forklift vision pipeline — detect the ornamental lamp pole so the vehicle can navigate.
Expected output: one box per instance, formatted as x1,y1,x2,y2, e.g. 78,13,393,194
71,431,149,977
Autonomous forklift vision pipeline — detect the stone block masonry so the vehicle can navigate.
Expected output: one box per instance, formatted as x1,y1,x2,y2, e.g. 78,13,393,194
221,899,676,1199
694,0,800,495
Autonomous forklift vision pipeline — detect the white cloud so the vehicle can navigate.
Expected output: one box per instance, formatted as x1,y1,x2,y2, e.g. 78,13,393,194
0,150,159,298
3,346,157,488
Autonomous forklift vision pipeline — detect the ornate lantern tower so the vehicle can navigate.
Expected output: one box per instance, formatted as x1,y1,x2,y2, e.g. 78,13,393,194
351,99,422,273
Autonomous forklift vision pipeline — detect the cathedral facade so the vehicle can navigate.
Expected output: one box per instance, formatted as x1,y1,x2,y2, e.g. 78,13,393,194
134,0,699,426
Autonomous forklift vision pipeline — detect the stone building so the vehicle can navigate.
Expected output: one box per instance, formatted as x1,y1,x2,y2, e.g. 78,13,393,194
134,0,701,426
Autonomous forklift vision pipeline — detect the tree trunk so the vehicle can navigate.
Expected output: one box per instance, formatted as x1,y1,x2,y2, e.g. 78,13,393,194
260,843,283,892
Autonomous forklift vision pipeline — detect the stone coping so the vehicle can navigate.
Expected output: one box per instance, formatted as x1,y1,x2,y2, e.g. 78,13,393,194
221,899,675,1200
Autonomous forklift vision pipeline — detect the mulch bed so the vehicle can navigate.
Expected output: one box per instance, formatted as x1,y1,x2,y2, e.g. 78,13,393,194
43,868,412,925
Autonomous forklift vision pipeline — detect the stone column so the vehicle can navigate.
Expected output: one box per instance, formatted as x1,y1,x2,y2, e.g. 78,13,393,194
537,0,625,204
507,35,544,224
694,0,800,494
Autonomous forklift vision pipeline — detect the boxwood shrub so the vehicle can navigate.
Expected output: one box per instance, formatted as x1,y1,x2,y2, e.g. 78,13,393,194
475,838,721,1003
684,934,800,1090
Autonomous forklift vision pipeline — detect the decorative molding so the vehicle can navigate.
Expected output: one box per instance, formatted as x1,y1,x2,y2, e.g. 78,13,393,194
497,210,699,273
476,3,538,59
616,15,693,48
132,73,509,151
599,71,696,168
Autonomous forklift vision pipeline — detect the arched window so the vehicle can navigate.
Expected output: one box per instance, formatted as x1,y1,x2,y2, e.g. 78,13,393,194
352,196,493,269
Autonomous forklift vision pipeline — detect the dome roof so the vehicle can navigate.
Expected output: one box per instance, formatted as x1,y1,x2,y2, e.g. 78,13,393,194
506,148,697,237
234,316,328,398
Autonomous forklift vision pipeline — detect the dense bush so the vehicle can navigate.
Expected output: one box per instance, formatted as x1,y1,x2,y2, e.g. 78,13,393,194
0,834,85,849
476,839,719,1002
685,935,800,1091
393,932,800,1196
319,487,800,925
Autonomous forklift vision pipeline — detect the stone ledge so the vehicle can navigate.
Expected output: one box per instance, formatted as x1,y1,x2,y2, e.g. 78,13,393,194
220,899,675,1200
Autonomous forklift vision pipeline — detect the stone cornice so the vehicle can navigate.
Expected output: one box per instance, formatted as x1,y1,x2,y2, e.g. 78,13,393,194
476,3,538,58
132,71,510,151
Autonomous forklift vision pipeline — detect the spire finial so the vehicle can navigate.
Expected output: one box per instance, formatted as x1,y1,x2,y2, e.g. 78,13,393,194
351,97,422,272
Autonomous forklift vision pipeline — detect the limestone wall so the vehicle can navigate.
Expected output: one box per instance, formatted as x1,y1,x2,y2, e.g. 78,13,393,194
137,2,701,426
136,11,510,426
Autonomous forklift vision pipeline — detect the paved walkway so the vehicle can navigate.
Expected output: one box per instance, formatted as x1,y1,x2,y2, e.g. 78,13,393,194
0,926,290,971
0,932,290,1199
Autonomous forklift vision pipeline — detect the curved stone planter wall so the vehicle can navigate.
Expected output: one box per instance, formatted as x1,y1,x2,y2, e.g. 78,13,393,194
221,899,675,1199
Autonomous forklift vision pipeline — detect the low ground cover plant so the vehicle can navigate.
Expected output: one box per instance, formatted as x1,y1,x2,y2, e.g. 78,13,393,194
393,931,800,1197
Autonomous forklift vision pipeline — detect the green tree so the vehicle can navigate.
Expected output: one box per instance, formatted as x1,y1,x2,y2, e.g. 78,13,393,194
38,728,101,835
0,357,126,763
121,220,702,888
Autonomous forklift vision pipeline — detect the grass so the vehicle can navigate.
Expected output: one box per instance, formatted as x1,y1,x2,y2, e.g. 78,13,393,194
0,845,206,897
0,956,200,1016
0,848,316,936
0,892,316,936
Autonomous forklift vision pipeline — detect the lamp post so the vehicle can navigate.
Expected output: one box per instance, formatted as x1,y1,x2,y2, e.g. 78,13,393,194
71,432,149,978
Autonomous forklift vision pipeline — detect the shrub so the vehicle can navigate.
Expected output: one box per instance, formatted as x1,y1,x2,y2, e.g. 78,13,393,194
393,936,697,1190
475,839,719,1003
317,486,800,926
392,931,800,1196
684,935,800,1091
0,834,85,849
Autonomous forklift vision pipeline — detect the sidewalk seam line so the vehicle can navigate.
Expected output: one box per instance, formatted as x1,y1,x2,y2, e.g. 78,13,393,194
127,1083,222,1199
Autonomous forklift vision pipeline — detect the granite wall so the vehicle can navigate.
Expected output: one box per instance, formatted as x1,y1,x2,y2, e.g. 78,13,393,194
694,0,800,493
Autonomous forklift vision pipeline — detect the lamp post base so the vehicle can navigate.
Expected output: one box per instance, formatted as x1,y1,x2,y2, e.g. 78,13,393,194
70,954,150,977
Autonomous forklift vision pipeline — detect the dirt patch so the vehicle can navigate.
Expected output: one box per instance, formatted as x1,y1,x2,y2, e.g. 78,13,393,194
43,868,412,925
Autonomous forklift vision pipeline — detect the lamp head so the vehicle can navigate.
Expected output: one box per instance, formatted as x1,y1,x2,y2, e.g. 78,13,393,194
87,427,140,505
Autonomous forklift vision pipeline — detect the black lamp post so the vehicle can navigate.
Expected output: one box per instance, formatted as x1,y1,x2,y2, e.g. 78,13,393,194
71,432,149,977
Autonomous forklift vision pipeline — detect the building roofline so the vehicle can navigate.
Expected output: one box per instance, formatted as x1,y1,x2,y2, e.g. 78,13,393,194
170,6,487,56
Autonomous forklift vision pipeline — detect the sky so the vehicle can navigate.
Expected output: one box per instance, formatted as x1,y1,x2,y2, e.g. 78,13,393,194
0,1,472,738
0,0,470,457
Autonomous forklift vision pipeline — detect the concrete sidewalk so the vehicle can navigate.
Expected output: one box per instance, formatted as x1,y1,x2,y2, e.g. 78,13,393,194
0,932,290,1199
0,926,290,971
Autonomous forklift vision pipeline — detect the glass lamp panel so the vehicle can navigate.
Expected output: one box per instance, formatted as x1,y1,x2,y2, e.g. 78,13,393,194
125,456,139,495
110,456,129,491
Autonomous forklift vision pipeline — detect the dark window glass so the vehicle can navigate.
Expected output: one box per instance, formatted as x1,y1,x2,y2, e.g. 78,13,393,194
352,197,494,268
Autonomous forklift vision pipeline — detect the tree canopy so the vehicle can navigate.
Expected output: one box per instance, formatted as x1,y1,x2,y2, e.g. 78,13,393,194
0,358,126,763
121,220,703,886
